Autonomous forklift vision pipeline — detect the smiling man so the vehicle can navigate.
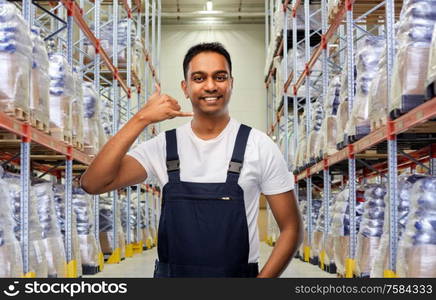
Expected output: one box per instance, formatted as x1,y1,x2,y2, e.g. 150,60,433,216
80,42,302,278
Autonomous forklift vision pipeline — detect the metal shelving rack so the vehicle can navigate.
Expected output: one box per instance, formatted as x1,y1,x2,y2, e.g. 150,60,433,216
265,0,436,278
0,0,161,277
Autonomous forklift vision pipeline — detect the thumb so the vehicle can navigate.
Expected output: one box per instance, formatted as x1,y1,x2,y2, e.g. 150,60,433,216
154,83,161,95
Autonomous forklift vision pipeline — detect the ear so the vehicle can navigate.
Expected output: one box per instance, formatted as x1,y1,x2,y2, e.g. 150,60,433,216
230,76,234,89
181,80,189,98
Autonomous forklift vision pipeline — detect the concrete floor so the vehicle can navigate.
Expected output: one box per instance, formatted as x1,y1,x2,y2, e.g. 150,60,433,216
85,242,335,278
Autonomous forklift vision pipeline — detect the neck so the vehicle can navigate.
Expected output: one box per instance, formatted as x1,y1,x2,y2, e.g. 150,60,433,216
191,113,231,140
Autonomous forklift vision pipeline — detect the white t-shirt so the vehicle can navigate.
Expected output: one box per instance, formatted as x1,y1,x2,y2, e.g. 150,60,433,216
127,118,294,263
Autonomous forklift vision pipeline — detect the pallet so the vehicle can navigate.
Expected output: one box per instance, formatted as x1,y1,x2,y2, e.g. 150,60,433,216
389,94,425,120
370,115,387,131
84,145,97,156
50,128,72,145
30,116,50,134
5,107,29,122
426,80,436,101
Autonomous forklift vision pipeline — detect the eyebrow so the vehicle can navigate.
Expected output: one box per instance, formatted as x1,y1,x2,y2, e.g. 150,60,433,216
190,70,229,77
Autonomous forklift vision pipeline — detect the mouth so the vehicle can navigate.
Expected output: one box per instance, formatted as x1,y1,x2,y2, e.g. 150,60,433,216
200,95,223,103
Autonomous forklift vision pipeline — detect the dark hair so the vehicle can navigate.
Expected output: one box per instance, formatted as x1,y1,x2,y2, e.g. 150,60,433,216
183,42,232,79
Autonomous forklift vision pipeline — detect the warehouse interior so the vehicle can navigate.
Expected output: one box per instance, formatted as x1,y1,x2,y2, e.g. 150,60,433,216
0,0,435,279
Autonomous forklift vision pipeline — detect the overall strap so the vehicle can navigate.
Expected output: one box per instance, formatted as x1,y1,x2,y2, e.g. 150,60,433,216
226,124,252,184
165,129,180,183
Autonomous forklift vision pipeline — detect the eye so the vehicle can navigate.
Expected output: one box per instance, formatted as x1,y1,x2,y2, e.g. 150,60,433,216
215,74,228,81
192,75,204,82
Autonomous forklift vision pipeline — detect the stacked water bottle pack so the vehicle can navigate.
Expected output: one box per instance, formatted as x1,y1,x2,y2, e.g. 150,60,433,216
391,0,436,117
346,36,385,142
72,187,100,274
0,0,32,117
0,167,23,277
355,183,387,277
33,180,67,277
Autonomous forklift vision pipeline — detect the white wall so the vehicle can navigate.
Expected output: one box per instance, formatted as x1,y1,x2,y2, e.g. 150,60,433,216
158,24,267,133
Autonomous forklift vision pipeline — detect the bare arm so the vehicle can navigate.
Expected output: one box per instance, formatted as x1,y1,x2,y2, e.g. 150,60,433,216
80,85,193,195
257,190,303,278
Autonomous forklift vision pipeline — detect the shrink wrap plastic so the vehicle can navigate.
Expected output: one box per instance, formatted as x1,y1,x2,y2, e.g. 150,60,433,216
121,194,141,244
48,53,73,135
294,112,307,171
53,184,82,277
397,175,436,277
427,25,436,88
356,184,387,277
100,99,112,147
368,53,389,129
370,174,422,277
29,26,49,127
336,64,356,147
299,198,322,258
3,172,48,277
72,188,99,268
82,82,100,153
99,196,126,258
84,19,136,67
0,1,32,114
346,36,385,140
33,181,66,277
278,117,295,169
307,100,324,162
71,70,84,144
331,187,365,275
391,0,436,114
321,76,341,156
0,166,22,277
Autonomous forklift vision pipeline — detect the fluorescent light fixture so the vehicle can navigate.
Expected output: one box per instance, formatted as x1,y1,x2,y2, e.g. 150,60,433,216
206,0,213,11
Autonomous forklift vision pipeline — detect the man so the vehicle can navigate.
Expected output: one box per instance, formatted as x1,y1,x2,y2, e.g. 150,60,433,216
81,42,302,278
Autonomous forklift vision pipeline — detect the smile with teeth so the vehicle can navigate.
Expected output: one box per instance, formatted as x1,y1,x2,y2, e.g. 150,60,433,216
201,96,222,102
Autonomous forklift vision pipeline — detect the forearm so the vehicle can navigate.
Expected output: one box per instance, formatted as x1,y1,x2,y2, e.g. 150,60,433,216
257,227,302,278
80,115,150,193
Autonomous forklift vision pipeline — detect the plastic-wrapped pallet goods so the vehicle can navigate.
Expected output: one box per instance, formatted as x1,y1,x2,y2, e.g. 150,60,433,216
72,187,100,274
53,184,82,277
82,82,100,155
99,196,126,260
3,172,48,277
397,175,436,277
132,37,145,81
426,25,436,99
121,193,141,245
331,187,365,275
346,36,385,141
355,183,387,277
100,98,112,147
370,174,423,277
0,166,23,277
29,26,50,131
0,0,32,118
48,53,74,142
321,76,341,156
71,69,84,149
307,100,324,163
391,0,436,117
298,196,322,263
368,53,388,131
33,180,66,278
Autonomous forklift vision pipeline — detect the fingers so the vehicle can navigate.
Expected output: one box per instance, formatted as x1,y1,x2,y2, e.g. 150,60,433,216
173,111,194,117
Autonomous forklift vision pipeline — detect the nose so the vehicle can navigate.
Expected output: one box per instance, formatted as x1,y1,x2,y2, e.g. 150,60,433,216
204,77,218,93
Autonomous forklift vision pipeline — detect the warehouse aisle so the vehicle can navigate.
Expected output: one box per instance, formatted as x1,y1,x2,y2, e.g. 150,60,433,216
85,242,334,278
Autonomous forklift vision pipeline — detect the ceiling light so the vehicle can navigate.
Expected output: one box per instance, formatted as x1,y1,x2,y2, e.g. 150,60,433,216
206,0,213,11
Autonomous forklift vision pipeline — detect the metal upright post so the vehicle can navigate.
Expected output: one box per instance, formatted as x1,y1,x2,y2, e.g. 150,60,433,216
304,0,312,263
345,0,356,278
265,0,269,55
320,0,329,272
152,0,156,69
65,8,76,277
283,5,289,168
20,0,32,278
108,0,121,264
385,0,398,278
93,0,102,270
292,0,298,177
269,0,274,44
124,0,133,258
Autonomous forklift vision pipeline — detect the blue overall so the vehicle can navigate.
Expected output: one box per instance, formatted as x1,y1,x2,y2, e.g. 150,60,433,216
153,124,259,278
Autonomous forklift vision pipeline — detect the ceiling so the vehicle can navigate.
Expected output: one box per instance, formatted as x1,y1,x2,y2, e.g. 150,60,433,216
160,0,266,25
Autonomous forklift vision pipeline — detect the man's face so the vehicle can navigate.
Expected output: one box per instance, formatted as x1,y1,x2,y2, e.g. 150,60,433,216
181,51,233,117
